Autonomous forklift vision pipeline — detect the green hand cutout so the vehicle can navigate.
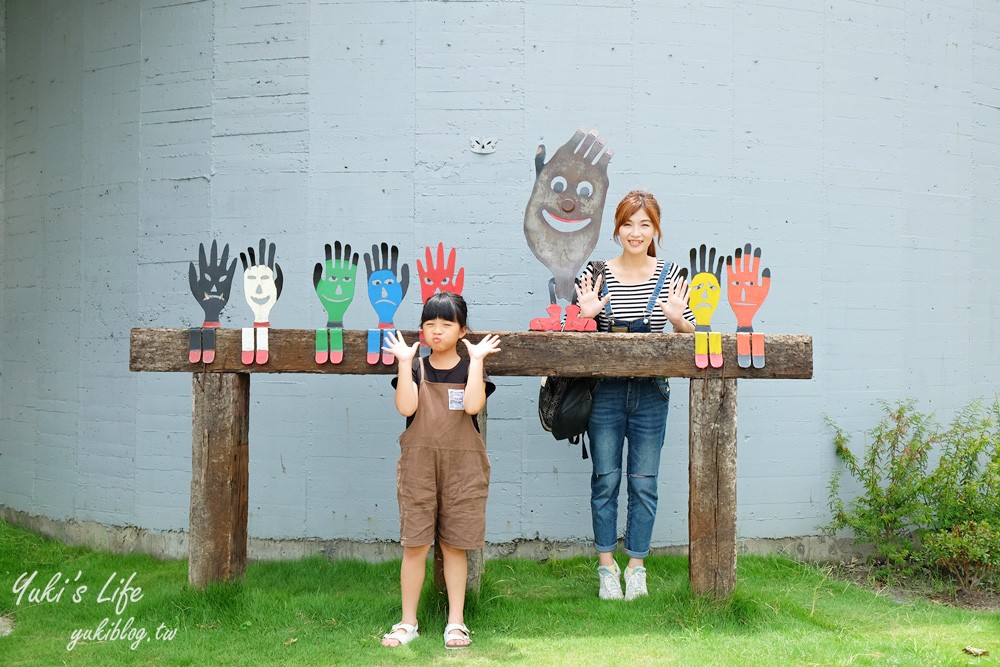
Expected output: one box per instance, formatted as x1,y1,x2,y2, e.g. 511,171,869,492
313,241,359,364
314,241,360,327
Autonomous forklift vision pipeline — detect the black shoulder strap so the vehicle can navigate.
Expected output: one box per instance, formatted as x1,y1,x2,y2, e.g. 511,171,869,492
589,261,613,324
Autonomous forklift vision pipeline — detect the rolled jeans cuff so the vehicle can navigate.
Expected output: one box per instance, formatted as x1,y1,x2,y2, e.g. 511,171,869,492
594,541,618,554
624,546,650,559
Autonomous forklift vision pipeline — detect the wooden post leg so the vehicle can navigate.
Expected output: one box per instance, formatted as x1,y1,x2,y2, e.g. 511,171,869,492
432,405,487,596
433,544,444,593
688,378,738,597
189,372,250,588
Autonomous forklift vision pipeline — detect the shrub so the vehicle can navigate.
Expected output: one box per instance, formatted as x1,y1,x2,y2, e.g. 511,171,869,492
825,400,938,572
922,520,1000,592
826,397,1000,592
923,399,1000,531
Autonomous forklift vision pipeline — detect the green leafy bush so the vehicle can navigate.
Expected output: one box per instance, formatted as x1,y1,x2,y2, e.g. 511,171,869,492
825,400,938,572
922,520,1000,592
825,398,1000,591
923,400,1000,530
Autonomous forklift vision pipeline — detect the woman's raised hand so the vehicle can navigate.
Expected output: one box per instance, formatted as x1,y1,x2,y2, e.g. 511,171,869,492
382,330,420,362
657,276,691,326
575,271,612,319
462,334,502,360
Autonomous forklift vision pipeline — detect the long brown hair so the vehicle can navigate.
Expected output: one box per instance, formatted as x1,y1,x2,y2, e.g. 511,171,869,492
612,190,662,257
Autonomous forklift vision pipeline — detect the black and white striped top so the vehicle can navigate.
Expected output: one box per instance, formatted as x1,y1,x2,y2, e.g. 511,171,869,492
581,259,696,334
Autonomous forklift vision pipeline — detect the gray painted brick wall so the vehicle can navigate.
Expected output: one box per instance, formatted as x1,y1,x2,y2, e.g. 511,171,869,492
1,0,999,551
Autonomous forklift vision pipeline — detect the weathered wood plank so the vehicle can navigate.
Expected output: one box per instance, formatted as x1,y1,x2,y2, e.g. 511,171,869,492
189,372,250,589
432,546,485,600
688,378,738,598
131,328,813,379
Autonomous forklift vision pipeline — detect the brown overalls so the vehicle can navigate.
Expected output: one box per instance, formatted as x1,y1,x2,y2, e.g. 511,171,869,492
396,358,491,550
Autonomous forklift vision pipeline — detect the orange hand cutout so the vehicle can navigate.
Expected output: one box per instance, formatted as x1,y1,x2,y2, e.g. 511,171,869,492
726,243,770,368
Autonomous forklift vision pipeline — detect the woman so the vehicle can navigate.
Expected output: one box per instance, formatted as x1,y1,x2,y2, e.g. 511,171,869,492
575,190,695,600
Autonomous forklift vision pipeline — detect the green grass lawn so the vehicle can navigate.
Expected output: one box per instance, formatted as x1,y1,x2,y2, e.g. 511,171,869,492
1,520,997,666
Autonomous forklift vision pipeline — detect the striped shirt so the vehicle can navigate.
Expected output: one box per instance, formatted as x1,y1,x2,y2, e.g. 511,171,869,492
582,259,696,334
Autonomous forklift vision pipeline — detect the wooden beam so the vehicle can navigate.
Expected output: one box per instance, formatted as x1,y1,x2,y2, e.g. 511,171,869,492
189,372,250,589
688,378,738,598
131,328,812,379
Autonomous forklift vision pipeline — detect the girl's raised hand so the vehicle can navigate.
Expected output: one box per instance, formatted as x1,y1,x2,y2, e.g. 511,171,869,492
656,276,691,325
382,330,420,362
462,334,501,361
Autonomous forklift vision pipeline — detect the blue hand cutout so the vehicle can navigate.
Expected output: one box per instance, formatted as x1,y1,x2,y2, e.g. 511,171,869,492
363,243,409,364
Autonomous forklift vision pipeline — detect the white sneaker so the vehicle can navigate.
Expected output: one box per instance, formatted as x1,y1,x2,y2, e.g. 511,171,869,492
597,563,624,600
624,566,647,600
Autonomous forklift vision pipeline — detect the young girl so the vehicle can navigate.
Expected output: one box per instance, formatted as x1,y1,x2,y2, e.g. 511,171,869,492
575,190,695,600
380,292,501,649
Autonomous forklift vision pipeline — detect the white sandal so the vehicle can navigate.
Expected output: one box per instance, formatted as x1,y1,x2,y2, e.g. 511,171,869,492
382,622,418,647
443,623,471,649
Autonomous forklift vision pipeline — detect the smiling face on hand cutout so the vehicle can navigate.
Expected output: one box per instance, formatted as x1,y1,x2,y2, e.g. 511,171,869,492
240,239,283,324
523,128,613,302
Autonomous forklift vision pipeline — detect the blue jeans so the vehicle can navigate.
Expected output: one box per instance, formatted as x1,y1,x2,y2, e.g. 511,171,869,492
587,377,670,559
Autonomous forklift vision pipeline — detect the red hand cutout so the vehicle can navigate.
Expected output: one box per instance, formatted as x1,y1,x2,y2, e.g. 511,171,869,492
416,242,465,302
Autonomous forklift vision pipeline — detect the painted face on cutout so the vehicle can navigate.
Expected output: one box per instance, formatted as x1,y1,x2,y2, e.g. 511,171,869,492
688,244,726,328
244,264,278,321
368,270,403,321
689,273,722,326
417,243,465,302
318,264,357,307
313,241,359,326
239,239,283,324
726,243,771,328
198,269,231,303
523,128,613,301
364,242,410,325
189,240,238,323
